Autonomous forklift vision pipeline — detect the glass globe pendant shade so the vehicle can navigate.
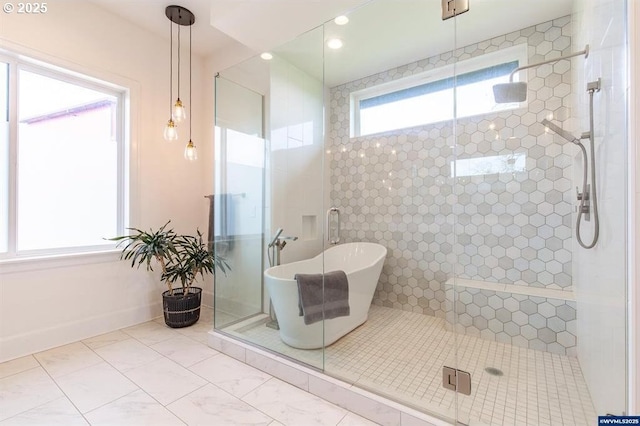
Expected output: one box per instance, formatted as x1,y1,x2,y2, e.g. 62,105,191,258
163,118,178,141
172,98,186,123
184,139,198,161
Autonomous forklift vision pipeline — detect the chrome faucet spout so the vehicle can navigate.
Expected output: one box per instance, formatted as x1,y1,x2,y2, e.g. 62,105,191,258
268,228,283,248
274,236,298,250
267,228,298,263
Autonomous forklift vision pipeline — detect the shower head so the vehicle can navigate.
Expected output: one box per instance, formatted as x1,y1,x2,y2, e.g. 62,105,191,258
493,45,589,104
541,119,580,144
492,82,528,103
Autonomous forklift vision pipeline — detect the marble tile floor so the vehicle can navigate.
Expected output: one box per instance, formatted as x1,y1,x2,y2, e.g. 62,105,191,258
0,307,378,426
224,305,598,426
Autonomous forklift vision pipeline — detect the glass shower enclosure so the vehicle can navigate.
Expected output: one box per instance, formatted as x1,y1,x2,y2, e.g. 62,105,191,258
213,1,629,424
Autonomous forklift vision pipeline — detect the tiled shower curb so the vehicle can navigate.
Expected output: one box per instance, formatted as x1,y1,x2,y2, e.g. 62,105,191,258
209,331,453,426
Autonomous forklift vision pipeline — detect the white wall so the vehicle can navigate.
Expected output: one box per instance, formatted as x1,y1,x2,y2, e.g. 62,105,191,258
573,0,628,415
0,1,211,362
630,0,640,413
269,56,326,265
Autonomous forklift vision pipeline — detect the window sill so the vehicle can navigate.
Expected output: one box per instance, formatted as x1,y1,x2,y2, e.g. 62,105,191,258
0,249,123,274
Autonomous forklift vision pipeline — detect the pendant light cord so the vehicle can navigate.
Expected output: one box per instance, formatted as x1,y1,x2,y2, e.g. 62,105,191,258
189,23,192,140
177,23,181,98
169,16,173,116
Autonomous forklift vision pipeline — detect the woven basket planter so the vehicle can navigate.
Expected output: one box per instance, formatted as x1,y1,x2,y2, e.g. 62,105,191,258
162,287,202,328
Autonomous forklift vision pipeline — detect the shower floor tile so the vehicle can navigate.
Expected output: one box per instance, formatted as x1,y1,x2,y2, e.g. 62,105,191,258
224,305,597,426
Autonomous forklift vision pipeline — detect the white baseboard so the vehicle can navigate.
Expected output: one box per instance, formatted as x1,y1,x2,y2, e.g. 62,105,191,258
0,302,162,363
214,295,261,318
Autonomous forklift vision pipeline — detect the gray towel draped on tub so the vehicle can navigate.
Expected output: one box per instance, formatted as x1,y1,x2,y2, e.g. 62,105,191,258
295,270,350,325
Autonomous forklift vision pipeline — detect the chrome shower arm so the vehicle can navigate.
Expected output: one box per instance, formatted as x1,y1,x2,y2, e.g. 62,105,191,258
508,45,589,82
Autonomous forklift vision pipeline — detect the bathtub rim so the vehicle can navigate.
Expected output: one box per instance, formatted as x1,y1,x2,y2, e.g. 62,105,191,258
263,241,387,282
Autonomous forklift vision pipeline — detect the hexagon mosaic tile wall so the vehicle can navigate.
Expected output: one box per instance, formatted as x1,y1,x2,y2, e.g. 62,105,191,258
329,16,577,355
447,289,577,356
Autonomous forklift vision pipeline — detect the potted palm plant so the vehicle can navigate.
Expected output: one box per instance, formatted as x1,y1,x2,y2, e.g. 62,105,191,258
162,230,228,327
110,222,228,328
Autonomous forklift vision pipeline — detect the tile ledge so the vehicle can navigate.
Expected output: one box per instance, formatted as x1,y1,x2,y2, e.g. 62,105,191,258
444,278,575,301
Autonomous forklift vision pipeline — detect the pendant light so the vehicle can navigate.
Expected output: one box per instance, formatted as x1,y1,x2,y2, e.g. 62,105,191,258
163,7,178,141
164,5,194,142
172,22,186,124
184,21,198,161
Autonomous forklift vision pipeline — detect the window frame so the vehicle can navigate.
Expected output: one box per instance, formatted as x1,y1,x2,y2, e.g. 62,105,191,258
350,44,529,137
0,52,128,260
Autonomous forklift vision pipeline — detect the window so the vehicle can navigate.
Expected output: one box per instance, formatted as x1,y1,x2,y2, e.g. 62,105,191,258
453,152,527,177
0,55,127,257
351,45,527,137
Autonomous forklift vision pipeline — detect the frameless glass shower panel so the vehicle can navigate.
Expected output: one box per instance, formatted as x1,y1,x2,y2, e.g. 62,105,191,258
214,27,327,370
323,1,459,421
213,73,266,329
451,1,628,424
259,25,327,370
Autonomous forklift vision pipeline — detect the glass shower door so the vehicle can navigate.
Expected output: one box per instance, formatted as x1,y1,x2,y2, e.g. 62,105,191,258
322,1,460,422
451,1,629,424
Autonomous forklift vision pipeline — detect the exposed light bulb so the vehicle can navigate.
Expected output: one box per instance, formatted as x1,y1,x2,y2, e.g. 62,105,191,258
163,119,178,141
172,98,186,123
184,139,198,161
260,52,273,60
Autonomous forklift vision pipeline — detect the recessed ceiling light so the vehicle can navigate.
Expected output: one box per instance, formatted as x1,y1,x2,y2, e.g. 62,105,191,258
260,52,273,60
334,15,349,25
327,38,343,49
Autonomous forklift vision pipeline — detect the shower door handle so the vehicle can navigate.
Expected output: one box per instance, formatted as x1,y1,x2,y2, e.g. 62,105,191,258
326,207,340,245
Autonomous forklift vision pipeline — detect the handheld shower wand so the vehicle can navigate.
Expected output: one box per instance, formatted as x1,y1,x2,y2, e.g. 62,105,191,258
541,78,601,250
541,119,581,144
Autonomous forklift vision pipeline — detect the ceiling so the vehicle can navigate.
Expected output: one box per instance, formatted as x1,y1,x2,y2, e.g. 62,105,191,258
89,0,234,56
89,0,369,57
276,0,574,86
89,0,574,86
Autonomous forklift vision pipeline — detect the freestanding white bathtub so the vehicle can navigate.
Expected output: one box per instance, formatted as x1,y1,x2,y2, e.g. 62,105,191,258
264,242,387,349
